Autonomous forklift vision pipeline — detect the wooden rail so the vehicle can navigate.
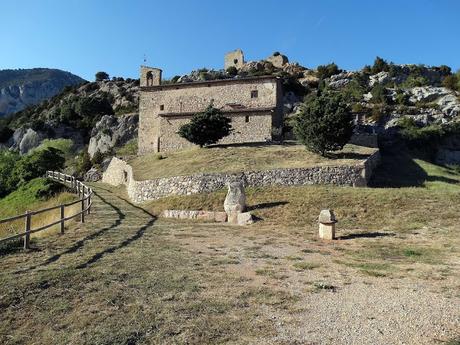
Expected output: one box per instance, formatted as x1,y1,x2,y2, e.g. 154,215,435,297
0,171,93,250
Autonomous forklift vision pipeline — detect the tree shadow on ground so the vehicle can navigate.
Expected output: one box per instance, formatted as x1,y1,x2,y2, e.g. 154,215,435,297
369,148,460,188
369,149,428,188
247,201,289,211
337,232,395,240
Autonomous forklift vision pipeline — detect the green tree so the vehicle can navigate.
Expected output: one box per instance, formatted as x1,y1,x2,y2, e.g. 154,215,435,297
95,71,109,81
178,104,232,147
0,150,20,197
293,91,354,156
371,56,390,74
316,63,341,80
14,148,65,184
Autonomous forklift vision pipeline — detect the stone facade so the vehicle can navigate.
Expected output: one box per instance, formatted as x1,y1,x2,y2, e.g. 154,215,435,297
224,49,245,70
102,151,380,203
139,74,282,154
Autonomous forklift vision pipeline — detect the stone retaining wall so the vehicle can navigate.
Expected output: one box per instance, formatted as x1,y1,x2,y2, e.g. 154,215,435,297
102,151,381,203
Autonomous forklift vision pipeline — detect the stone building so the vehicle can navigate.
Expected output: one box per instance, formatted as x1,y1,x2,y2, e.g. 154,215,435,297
138,65,283,154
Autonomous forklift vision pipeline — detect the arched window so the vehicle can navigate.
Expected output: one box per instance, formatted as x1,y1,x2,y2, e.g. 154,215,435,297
146,71,153,86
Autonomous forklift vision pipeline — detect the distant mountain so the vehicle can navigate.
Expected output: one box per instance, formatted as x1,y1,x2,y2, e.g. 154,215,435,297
0,68,85,117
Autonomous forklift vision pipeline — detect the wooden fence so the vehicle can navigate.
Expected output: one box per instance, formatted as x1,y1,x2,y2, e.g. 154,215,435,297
0,171,93,250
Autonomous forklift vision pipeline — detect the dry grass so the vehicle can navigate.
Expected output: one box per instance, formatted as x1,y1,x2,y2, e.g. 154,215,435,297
0,192,78,240
1,152,459,343
129,143,376,180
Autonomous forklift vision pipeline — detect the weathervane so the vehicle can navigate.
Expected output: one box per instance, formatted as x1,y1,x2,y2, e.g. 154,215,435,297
143,53,147,64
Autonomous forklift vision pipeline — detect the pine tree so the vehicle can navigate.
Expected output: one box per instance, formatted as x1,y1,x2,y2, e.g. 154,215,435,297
293,91,354,156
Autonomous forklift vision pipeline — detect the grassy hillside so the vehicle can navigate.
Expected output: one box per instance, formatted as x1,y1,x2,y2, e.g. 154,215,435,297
0,178,78,249
130,143,377,180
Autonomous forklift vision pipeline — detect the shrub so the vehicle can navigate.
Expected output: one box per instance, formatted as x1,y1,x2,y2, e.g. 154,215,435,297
14,147,65,184
316,63,341,80
273,51,281,56
0,150,20,197
76,150,92,177
371,56,390,74
370,84,388,104
293,91,353,156
178,104,232,147
395,89,410,105
442,74,459,91
401,75,430,88
95,71,109,81
226,66,238,76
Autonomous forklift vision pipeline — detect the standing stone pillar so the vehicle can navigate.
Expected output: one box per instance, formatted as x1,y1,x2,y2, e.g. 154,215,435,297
318,209,337,240
224,181,247,224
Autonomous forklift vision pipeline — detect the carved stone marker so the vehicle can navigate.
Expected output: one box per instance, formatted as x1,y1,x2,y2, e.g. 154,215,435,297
318,209,337,240
224,181,247,224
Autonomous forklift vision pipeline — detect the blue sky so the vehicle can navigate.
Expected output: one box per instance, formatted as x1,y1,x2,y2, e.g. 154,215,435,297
1,0,459,81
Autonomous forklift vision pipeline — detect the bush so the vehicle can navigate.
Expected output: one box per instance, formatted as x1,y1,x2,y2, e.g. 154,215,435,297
178,104,232,147
401,75,430,88
395,89,410,105
397,117,449,156
371,56,390,74
316,63,341,80
226,66,238,76
442,74,459,91
14,148,65,184
95,71,109,81
0,150,20,197
76,150,92,177
370,84,388,104
293,91,354,156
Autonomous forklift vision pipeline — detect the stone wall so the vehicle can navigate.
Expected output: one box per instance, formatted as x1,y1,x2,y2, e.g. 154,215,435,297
102,151,381,203
158,111,273,152
139,77,281,154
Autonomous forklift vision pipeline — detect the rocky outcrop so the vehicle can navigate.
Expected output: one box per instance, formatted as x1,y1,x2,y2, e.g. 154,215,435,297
88,113,138,158
0,68,84,117
84,167,102,182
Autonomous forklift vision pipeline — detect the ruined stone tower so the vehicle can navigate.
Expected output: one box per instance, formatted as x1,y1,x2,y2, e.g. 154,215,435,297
224,49,245,70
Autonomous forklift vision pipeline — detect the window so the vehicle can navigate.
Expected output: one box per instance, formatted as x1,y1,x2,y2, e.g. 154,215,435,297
251,90,258,98
234,59,238,64
245,115,250,123
160,105,164,111
146,71,153,86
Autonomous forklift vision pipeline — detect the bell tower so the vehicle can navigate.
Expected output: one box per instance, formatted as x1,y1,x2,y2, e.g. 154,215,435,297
140,66,162,87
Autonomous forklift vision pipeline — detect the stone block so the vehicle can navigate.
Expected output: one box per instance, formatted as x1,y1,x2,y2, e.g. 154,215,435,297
237,212,254,226
319,223,335,240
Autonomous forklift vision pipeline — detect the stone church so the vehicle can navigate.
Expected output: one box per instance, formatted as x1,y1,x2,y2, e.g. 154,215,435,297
138,51,283,154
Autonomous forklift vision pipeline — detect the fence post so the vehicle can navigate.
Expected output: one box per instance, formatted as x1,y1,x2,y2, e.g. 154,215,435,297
23,211,31,250
81,198,85,223
87,191,91,215
60,204,65,234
